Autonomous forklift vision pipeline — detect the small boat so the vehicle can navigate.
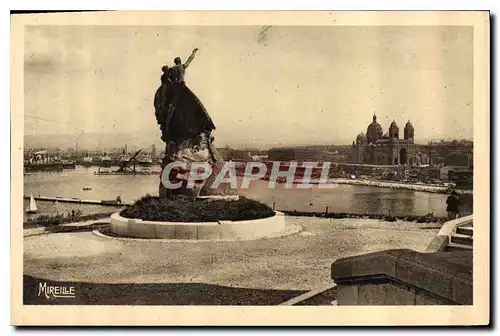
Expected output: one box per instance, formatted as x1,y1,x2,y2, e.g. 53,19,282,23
83,187,92,191
99,156,112,167
25,194,38,214
119,154,131,164
94,168,111,175
81,156,93,167
24,162,63,172
138,156,153,167
62,160,76,169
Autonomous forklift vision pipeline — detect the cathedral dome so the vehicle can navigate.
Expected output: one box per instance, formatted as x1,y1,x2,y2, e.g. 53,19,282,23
404,120,414,139
389,120,399,138
366,114,383,143
356,132,367,144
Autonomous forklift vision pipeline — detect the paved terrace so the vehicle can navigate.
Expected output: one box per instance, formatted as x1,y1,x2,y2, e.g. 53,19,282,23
24,216,440,305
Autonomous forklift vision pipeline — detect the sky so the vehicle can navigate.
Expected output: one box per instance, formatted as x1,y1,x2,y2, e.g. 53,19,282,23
24,25,473,148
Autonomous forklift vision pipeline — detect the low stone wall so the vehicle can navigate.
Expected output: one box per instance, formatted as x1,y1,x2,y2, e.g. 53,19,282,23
109,211,287,240
331,249,472,305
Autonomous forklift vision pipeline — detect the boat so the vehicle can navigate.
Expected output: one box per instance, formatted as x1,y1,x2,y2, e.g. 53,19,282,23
62,160,76,169
94,150,159,175
83,187,92,191
138,155,153,167
94,168,110,174
24,162,63,172
119,154,131,164
99,155,112,167
81,156,93,167
93,167,159,176
24,151,65,172
25,194,38,214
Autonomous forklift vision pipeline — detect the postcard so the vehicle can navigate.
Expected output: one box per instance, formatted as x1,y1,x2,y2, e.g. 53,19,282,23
11,10,490,326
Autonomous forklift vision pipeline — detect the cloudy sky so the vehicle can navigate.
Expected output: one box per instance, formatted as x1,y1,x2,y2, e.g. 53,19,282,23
24,25,473,148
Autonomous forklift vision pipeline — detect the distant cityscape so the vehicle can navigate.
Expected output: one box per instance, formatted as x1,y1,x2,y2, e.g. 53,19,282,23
24,133,473,189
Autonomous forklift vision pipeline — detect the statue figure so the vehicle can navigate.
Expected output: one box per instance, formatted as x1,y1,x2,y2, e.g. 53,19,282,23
154,49,230,199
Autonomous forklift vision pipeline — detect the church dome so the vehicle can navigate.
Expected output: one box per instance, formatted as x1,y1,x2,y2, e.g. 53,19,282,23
356,132,367,144
366,114,383,143
389,120,399,138
404,120,414,139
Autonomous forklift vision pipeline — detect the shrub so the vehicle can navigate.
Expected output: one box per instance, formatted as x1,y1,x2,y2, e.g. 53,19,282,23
281,210,445,223
25,211,115,229
120,196,275,222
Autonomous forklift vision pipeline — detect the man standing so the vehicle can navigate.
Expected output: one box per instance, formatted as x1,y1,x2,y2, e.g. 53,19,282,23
446,190,461,220
168,48,199,84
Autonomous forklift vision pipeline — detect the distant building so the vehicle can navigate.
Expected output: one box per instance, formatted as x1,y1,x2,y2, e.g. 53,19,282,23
268,148,296,161
218,147,253,162
268,146,347,163
429,140,473,167
230,149,252,162
443,151,472,167
350,115,423,166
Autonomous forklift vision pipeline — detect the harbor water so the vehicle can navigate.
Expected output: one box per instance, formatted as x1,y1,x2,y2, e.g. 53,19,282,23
23,166,472,218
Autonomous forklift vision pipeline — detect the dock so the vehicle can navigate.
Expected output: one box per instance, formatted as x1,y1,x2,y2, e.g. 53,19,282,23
23,195,131,207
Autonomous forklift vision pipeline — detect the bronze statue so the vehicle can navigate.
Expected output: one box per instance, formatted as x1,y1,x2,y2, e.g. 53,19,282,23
154,49,216,144
154,49,229,199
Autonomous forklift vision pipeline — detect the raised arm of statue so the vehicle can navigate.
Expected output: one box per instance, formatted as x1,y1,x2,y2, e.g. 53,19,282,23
183,48,199,69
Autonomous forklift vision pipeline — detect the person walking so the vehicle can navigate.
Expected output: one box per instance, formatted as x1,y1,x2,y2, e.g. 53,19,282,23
446,190,461,220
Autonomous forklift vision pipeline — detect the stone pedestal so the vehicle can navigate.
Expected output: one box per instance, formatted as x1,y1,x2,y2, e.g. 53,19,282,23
159,132,233,199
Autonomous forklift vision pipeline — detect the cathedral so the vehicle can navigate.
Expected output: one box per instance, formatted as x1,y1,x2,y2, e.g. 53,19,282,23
350,115,419,166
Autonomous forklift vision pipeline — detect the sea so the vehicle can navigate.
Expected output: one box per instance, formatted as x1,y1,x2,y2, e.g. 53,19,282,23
22,166,473,219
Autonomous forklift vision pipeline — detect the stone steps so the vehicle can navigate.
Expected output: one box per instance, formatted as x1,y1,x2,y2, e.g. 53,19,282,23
456,226,473,236
446,242,473,251
450,233,473,246
446,222,473,251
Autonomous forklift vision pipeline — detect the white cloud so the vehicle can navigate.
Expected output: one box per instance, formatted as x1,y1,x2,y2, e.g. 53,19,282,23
23,25,473,148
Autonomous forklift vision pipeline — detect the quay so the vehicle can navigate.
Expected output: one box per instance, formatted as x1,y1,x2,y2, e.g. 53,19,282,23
324,178,473,195
23,195,131,207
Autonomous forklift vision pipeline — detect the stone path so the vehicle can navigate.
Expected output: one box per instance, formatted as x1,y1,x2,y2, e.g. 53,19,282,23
24,217,439,294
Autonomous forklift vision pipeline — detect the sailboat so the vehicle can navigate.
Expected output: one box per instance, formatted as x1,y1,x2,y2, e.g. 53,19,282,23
26,193,38,214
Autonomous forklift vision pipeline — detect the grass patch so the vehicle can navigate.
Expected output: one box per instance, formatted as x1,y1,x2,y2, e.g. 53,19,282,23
120,195,275,222
24,211,115,229
282,210,446,223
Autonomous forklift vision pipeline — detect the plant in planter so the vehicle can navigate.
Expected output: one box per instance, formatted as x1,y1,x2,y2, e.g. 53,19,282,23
121,195,275,223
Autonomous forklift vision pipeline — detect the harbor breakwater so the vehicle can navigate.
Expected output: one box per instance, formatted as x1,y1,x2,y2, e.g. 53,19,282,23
311,178,472,195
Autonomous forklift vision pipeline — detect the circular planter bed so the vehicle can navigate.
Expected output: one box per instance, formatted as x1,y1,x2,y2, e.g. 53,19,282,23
109,195,288,240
